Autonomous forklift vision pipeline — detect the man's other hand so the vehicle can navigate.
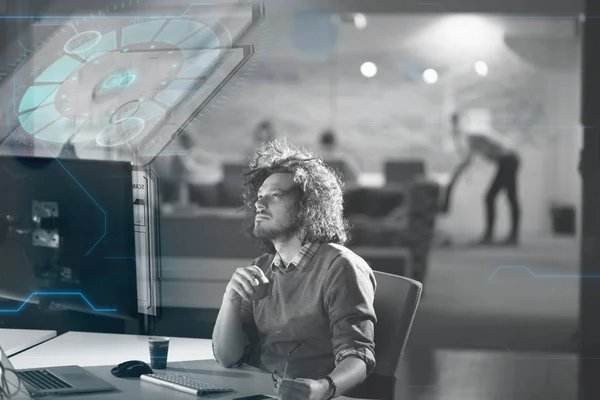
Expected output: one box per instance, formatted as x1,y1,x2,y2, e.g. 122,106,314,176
277,378,330,400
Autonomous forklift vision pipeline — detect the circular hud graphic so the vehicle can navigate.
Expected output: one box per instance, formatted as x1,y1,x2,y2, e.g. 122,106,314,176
0,1,267,164
14,12,232,150
96,117,146,147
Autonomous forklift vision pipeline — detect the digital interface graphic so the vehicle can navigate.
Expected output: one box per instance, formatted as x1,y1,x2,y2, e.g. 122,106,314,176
0,2,263,316
0,2,260,166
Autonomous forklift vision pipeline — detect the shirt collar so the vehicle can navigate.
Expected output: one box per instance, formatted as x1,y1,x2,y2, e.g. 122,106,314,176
271,242,321,272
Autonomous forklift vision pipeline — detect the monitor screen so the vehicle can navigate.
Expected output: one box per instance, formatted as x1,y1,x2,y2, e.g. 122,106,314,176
0,156,138,319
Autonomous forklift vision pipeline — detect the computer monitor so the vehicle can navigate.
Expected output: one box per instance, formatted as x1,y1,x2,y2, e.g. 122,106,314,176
0,155,138,319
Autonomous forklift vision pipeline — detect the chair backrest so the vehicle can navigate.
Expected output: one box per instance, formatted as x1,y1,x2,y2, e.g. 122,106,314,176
384,159,426,184
372,270,422,377
344,186,408,219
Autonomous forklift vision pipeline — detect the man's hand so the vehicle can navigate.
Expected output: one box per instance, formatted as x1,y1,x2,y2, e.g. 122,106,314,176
277,378,330,400
224,265,269,303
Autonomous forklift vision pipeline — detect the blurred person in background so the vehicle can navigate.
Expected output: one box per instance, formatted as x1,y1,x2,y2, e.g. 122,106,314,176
246,120,277,160
152,130,223,207
448,112,521,246
318,129,361,185
58,136,78,159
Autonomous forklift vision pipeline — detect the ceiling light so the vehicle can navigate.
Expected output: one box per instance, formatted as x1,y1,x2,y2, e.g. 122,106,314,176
360,62,377,78
354,13,367,29
423,69,438,84
474,61,488,76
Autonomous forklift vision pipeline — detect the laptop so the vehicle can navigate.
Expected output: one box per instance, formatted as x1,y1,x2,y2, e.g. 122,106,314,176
0,344,117,398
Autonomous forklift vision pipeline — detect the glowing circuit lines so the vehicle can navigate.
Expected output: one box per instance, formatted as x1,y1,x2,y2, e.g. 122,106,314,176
0,291,116,313
35,138,107,257
487,265,594,282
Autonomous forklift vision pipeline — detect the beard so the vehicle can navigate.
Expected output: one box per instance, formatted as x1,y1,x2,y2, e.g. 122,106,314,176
253,219,299,241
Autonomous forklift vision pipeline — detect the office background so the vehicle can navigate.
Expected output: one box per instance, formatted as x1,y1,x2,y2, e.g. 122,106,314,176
0,0,593,399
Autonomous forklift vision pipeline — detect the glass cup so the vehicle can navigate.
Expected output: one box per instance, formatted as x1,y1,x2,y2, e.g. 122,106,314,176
148,336,170,369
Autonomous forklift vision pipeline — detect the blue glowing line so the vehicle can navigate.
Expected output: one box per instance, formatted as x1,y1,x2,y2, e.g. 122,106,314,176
16,40,28,56
2,165,28,178
0,16,184,19
35,139,107,256
0,291,116,313
56,160,107,256
487,266,600,282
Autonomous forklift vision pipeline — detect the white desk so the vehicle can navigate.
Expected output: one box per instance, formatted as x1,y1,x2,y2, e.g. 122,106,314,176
0,328,57,357
46,360,283,400
10,332,379,399
10,331,213,369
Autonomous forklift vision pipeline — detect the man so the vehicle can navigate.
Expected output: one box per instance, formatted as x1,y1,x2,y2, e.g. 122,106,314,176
212,139,377,400
449,112,521,245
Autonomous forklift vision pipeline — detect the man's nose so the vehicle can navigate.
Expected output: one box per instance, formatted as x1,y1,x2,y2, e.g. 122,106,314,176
255,197,267,211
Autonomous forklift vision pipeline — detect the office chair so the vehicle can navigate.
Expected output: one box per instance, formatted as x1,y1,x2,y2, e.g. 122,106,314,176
346,271,423,399
384,159,426,184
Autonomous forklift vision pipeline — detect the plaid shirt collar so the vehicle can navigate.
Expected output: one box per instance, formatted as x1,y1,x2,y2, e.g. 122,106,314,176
271,242,321,272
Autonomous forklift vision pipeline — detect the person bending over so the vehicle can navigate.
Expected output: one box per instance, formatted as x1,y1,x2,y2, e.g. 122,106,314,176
449,112,521,246
212,139,377,399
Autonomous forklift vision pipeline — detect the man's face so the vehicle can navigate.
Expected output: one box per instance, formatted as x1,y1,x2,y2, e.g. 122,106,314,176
253,173,301,241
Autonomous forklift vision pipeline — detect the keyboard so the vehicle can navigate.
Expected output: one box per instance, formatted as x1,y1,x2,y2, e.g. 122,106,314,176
18,370,73,391
140,373,234,396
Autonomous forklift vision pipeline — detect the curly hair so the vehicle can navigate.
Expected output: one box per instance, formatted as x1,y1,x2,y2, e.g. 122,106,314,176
241,139,350,253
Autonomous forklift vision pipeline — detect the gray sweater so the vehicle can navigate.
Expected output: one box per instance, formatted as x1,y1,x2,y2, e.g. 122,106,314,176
239,243,377,380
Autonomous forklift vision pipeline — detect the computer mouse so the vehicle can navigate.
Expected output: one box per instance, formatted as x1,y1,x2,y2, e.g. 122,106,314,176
111,360,153,378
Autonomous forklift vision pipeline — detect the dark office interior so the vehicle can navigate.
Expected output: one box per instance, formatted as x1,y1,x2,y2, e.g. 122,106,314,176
0,0,599,399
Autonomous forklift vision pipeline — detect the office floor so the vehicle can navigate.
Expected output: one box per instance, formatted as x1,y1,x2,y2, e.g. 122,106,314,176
402,349,577,400
399,236,579,400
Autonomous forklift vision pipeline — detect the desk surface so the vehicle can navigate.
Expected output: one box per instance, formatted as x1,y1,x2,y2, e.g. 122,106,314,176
11,332,386,400
15,359,378,400
0,328,56,357
10,331,213,369
9,359,291,400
